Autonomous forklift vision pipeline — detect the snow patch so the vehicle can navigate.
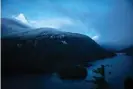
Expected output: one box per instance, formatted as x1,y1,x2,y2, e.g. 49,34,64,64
12,13,29,24
61,41,68,44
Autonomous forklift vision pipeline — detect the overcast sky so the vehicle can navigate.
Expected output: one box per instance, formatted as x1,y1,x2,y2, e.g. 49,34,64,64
2,0,133,48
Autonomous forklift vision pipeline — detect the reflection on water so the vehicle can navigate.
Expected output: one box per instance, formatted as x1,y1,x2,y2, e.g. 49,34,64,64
88,54,133,89
2,54,133,89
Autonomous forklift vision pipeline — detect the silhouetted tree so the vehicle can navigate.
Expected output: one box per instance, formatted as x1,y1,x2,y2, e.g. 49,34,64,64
91,65,111,89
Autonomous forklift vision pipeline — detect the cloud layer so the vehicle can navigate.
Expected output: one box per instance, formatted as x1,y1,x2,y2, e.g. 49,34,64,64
12,13,99,40
13,13,73,29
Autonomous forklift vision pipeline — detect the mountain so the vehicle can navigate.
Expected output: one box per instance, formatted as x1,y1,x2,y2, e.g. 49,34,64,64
1,19,116,77
119,46,133,56
1,28,116,76
99,43,129,52
1,18,30,37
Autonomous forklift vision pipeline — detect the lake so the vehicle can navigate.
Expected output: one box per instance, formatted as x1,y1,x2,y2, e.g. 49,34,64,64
2,54,133,89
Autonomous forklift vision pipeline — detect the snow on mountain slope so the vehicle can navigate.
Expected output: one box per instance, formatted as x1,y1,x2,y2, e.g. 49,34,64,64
1,18,31,37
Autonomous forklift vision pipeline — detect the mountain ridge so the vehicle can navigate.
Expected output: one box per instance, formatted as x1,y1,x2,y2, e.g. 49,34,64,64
1,18,116,76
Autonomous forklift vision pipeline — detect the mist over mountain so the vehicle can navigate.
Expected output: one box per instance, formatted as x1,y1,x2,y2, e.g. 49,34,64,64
2,0,133,89
1,18,31,37
1,18,116,75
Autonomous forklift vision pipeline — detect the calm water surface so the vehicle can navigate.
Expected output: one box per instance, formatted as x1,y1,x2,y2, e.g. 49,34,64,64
2,54,133,89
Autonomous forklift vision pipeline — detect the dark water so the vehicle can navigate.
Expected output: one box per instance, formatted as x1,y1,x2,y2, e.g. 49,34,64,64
2,54,133,89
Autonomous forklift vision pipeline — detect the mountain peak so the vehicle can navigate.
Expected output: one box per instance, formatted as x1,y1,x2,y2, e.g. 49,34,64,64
1,18,31,37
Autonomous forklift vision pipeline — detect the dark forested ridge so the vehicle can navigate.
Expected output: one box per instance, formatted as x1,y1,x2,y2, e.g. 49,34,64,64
1,18,116,77
119,46,133,56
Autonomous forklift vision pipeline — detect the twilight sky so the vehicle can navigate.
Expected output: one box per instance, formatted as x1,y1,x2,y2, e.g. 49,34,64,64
2,0,133,48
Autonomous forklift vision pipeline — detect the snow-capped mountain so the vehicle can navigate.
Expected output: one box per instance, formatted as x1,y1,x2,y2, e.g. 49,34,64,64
1,18,31,37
